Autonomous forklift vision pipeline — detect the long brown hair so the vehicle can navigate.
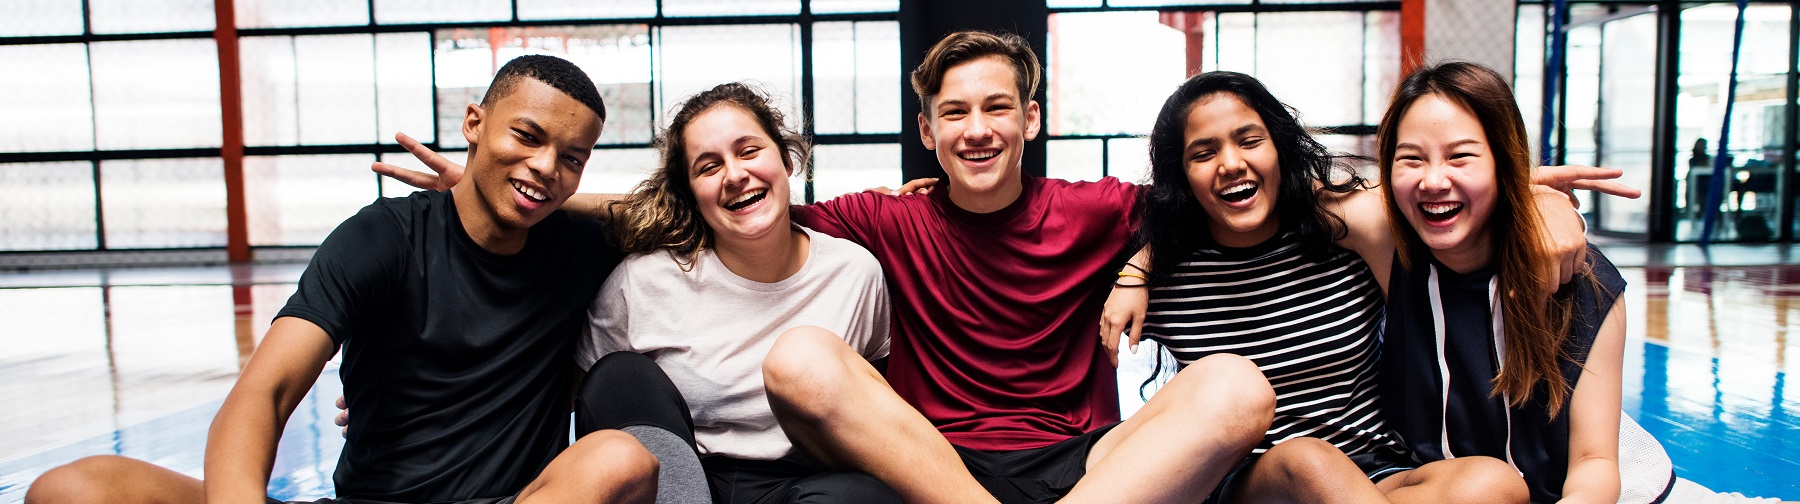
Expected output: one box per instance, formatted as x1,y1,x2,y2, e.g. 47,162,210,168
608,82,811,266
1377,61,1577,414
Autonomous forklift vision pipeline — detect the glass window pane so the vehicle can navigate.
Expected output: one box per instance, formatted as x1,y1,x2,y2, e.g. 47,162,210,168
1515,5,1546,156
1107,137,1151,184
579,147,660,194
297,35,378,145
1046,139,1104,183
1674,4,1791,241
1364,11,1400,126
0,0,85,36
1595,13,1657,235
810,0,897,14
0,44,95,152
1214,13,1255,74
377,33,437,145
236,0,369,28
241,36,299,146
87,0,214,34
99,158,228,249
662,0,798,17
435,25,654,148
0,162,97,251
90,39,222,150
1047,11,1184,136
245,154,379,246
814,21,900,135
1254,11,1364,127
1046,0,1101,8
518,0,656,20
375,0,510,25
655,24,802,131
812,143,900,201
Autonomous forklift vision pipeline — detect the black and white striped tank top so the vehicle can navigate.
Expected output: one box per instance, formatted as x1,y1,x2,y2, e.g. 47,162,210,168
1143,231,1400,456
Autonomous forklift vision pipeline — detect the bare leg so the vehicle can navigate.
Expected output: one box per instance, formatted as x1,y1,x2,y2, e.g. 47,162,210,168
762,326,999,504
1064,353,1274,504
516,429,660,504
25,455,203,504
1227,438,1389,504
1376,456,1527,504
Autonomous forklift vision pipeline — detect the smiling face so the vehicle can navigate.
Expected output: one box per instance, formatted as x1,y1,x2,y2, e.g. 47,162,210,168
684,103,793,246
455,77,601,253
1183,93,1282,248
918,55,1041,213
1390,93,1498,271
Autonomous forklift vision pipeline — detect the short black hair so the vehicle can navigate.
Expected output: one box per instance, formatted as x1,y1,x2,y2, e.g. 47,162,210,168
481,54,607,123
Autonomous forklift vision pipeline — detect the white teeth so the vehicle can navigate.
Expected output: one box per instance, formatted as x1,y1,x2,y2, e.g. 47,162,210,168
511,180,547,202
962,151,997,161
726,190,766,208
1220,182,1255,196
1422,202,1461,214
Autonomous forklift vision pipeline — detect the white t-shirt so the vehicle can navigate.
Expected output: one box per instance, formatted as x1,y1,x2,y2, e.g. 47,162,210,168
576,225,891,460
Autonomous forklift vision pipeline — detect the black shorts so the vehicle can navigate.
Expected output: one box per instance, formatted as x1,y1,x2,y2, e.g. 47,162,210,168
270,497,514,504
1208,444,1417,503
951,423,1120,504
703,454,900,504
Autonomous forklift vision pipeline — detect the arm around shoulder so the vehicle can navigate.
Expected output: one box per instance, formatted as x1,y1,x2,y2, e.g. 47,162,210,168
204,316,338,504
1323,186,1396,294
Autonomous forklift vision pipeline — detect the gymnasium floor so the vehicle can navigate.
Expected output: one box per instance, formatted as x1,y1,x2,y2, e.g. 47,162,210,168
0,243,1796,501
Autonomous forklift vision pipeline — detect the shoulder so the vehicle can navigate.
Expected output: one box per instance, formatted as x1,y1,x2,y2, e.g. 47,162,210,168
1046,176,1138,200
801,226,883,274
1581,244,1627,299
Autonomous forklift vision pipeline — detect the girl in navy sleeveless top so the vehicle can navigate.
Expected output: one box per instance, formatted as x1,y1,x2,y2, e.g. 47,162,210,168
1376,61,1628,504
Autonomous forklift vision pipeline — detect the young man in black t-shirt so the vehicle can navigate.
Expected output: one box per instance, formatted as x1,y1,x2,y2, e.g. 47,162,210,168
25,56,654,504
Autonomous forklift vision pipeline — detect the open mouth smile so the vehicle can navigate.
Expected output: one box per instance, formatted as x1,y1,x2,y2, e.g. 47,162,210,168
1218,181,1257,203
1419,201,1462,223
511,180,548,203
724,189,768,211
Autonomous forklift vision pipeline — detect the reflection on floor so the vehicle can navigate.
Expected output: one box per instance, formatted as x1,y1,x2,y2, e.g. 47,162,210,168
1,248,1797,501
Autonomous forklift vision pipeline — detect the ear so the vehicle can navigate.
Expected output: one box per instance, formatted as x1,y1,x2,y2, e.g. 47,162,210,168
1023,100,1042,142
917,112,935,151
462,103,484,146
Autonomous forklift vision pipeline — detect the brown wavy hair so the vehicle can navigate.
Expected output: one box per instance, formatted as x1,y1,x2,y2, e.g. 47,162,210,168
608,82,811,267
1377,61,1577,415
910,30,1041,109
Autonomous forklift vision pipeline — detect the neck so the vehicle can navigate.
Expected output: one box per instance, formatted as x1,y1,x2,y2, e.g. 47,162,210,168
713,226,809,283
947,175,1025,214
1211,220,1280,249
1432,233,1494,275
452,182,528,255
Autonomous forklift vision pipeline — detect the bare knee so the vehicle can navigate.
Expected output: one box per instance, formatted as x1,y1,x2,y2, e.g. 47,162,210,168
27,455,142,504
568,430,659,496
1261,438,1348,480
1170,354,1275,439
1429,456,1527,504
763,326,860,418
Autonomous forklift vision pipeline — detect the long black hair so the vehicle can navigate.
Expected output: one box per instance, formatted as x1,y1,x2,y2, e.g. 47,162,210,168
1133,71,1366,286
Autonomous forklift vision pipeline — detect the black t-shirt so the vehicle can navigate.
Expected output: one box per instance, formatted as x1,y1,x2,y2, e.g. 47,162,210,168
1380,243,1626,503
276,189,618,502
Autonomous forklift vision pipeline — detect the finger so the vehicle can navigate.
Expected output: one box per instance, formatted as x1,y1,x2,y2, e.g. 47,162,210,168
1099,319,1120,368
1127,313,1144,355
1533,165,1623,186
1568,180,1642,199
335,395,346,409
371,162,445,190
335,409,349,428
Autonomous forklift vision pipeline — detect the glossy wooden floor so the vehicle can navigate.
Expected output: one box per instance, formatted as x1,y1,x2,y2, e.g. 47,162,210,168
1,244,1796,501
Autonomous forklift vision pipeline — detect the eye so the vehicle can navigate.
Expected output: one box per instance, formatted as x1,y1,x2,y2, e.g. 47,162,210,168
695,161,720,176
1449,152,1478,161
739,146,762,159
513,129,539,144
1190,150,1215,163
1241,137,1264,149
940,107,967,119
985,103,1014,113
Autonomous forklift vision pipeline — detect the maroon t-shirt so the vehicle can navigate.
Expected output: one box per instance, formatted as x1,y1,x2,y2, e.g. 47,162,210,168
792,175,1138,451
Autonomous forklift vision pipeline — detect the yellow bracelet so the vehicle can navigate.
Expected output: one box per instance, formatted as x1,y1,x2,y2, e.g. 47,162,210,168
1117,271,1147,281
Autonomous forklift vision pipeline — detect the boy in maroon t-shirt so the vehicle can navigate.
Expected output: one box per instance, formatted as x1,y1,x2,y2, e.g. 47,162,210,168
759,31,1275,504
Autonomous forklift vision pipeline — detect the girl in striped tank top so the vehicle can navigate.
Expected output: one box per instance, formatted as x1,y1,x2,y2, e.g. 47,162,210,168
1099,71,1534,503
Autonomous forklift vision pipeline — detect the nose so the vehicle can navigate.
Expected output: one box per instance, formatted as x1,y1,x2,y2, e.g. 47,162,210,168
721,158,750,189
1217,146,1247,177
527,147,558,183
963,111,994,143
1418,163,1451,193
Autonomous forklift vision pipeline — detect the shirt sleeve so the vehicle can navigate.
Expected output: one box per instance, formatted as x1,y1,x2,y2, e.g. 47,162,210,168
576,260,634,371
275,203,409,347
790,192,889,247
850,255,891,361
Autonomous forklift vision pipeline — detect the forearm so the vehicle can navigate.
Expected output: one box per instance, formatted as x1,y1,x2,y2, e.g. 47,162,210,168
1557,456,1621,504
564,193,627,220
203,387,296,503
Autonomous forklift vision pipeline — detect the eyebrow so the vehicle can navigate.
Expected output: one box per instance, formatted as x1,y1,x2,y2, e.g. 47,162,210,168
1185,123,1266,151
1395,138,1483,152
935,92,1017,111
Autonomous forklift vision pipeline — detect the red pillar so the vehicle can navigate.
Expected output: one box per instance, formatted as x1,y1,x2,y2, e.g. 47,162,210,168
215,0,249,262
1400,0,1427,77
1158,12,1207,78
